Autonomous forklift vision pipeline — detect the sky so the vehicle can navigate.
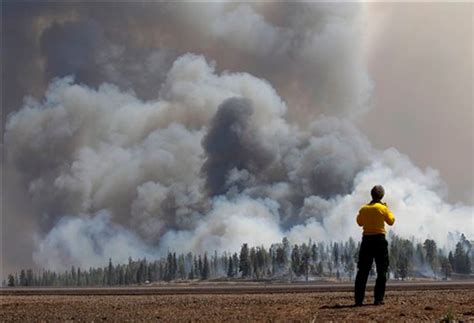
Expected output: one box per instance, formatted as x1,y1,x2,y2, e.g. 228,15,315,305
362,2,473,205
1,2,473,276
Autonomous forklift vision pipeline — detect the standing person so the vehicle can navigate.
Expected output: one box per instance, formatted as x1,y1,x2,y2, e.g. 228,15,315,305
354,185,395,306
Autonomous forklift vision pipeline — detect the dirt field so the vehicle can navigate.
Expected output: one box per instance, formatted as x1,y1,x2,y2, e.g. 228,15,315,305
2,283,473,321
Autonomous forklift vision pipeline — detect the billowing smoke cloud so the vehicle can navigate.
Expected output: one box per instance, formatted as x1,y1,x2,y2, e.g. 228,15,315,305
33,211,155,270
1,2,370,127
202,97,274,196
2,2,472,271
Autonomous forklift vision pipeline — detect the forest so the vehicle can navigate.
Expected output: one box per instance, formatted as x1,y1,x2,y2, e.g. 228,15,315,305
4,233,472,287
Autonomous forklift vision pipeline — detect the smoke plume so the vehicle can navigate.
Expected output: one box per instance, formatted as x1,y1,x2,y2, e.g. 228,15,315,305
2,2,472,271
202,97,274,196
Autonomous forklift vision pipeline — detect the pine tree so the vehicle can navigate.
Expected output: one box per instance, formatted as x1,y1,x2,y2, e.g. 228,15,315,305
275,247,286,271
227,256,234,278
465,253,472,274
232,253,239,277
316,261,324,276
19,269,26,286
147,263,153,282
137,261,145,283
77,267,82,286
198,255,203,278
250,247,257,278
332,243,339,267
119,266,125,285
172,253,178,279
423,239,438,276
448,251,455,270
291,245,301,276
165,252,174,281
440,256,452,280
397,239,414,280
194,256,200,278
239,243,251,278
107,258,114,285
71,266,76,285
26,269,34,286
454,242,467,273
344,258,355,281
327,260,333,277
7,274,15,287
201,253,210,280
213,250,218,275
178,254,186,280
311,243,318,263
300,244,311,281
416,243,425,265
256,247,269,279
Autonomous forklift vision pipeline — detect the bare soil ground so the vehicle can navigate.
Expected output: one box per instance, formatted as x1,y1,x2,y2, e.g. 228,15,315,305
1,283,473,322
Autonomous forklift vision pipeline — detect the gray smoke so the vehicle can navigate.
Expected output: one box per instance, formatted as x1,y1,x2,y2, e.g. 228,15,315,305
41,20,104,83
2,2,472,272
1,2,370,128
202,97,274,196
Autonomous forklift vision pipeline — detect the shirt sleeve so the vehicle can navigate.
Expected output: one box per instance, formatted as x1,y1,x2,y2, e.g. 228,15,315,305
385,206,395,226
356,209,363,226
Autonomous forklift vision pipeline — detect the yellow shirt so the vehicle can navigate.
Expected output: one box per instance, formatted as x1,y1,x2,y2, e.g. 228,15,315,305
357,202,395,235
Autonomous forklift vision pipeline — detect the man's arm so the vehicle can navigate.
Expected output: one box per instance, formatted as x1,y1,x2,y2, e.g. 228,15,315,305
356,209,363,226
384,206,395,226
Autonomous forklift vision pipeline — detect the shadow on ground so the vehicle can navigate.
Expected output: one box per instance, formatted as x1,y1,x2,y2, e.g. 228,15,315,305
320,303,379,309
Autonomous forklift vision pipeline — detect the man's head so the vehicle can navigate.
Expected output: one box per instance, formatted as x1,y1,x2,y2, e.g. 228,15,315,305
371,185,385,201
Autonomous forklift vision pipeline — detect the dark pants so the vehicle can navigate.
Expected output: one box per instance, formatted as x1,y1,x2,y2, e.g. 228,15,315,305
354,234,389,305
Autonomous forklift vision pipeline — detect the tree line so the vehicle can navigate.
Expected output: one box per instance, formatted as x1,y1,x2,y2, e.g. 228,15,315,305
4,233,472,287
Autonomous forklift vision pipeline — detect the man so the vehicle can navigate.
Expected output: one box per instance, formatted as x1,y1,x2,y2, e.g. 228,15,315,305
354,185,395,306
